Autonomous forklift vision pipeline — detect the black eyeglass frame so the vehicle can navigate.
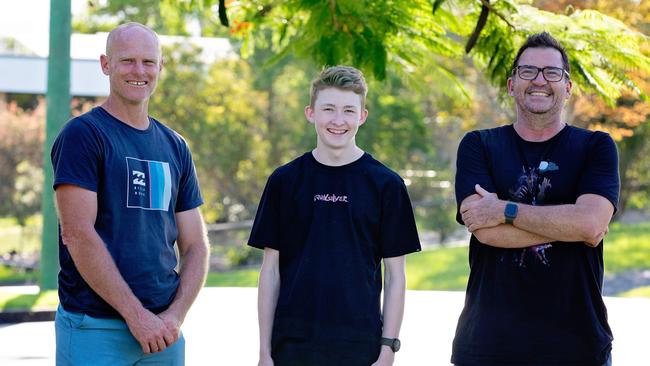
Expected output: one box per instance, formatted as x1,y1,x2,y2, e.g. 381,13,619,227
512,65,570,82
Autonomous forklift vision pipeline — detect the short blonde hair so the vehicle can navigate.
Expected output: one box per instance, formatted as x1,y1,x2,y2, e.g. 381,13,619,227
309,65,368,109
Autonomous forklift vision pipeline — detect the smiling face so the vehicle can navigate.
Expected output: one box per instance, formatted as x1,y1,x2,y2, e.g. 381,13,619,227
508,47,572,121
100,25,162,107
305,87,368,153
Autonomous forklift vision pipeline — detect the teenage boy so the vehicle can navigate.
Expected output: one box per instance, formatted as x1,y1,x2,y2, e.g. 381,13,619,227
249,65,421,366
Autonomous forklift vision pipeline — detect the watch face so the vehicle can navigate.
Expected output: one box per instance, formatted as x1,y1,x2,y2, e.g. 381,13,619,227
393,338,401,352
505,203,518,217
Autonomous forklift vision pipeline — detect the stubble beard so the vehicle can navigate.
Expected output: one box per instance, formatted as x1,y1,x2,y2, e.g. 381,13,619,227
516,94,565,129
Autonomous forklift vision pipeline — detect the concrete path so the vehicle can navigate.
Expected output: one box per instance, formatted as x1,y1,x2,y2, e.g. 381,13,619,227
0,288,648,365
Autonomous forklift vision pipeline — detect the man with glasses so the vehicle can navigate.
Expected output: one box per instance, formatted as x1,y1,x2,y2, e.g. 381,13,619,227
452,32,618,365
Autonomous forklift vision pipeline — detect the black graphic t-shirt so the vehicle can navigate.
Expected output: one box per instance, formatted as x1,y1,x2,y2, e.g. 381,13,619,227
52,107,203,318
452,124,619,366
249,152,421,364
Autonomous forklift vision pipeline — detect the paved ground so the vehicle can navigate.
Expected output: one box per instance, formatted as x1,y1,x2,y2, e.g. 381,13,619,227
1,288,648,365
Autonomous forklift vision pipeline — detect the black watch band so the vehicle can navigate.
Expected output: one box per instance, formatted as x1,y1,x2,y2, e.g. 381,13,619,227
380,337,401,352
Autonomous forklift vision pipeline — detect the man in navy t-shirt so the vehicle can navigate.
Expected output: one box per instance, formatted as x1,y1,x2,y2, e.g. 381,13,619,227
52,22,209,365
453,32,618,366
249,66,421,366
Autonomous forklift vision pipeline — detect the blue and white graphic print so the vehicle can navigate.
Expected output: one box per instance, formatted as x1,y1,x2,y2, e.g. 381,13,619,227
126,157,172,211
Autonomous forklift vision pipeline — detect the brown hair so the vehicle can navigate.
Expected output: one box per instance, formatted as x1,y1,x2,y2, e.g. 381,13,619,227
511,32,570,76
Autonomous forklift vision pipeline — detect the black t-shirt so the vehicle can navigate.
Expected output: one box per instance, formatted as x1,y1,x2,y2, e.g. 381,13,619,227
249,152,421,364
452,125,619,366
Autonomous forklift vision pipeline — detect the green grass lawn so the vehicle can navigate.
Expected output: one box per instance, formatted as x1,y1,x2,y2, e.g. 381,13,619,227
602,222,650,275
0,290,58,311
1,221,649,311
205,268,259,287
618,285,650,298
0,265,38,284
198,221,650,294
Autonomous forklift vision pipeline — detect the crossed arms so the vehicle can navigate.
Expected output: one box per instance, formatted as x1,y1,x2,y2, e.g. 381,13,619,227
55,184,209,354
460,184,614,248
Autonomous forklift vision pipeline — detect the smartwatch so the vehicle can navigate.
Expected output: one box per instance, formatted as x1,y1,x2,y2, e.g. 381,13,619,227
380,337,401,352
504,202,518,225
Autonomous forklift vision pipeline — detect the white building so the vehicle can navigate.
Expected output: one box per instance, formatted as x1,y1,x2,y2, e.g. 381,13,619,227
0,33,235,97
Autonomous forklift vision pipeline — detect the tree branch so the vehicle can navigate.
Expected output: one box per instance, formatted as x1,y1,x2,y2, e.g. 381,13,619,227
218,0,229,27
329,0,339,30
479,0,515,29
465,0,517,53
465,1,489,53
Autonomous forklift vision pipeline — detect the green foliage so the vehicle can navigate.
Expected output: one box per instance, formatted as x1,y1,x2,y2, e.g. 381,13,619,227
81,1,650,103
617,121,650,212
76,0,231,36
227,0,463,82
12,162,43,227
219,0,650,104
225,245,263,267
495,8,645,102
0,216,42,256
150,45,271,221
0,100,44,223
146,40,456,223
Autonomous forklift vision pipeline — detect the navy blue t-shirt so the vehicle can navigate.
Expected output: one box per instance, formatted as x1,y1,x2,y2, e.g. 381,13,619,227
51,107,203,318
249,152,421,364
452,124,619,365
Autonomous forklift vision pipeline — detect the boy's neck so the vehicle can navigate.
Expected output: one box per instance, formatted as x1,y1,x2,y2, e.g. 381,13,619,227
312,146,365,167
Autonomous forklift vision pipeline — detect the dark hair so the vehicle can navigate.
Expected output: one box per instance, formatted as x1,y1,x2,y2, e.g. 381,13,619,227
511,32,570,75
310,65,368,109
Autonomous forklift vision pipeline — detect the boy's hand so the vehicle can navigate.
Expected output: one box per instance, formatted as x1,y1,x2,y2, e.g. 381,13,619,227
371,346,395,366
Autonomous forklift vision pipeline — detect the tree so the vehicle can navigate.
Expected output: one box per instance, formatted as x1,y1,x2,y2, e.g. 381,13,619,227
217,0,649,104
71,0,650,224
0,98,45,223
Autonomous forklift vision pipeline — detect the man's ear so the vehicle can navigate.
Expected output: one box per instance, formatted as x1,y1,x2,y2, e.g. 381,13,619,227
100,54,110,76
507,77,514,96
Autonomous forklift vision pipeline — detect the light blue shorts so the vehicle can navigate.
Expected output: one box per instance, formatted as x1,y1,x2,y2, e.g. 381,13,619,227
55,305,185,366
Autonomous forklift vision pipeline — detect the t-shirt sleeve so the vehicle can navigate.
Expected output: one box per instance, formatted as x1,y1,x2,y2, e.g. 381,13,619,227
577,131,620,213
51,119,101,192
454,131,497,225
248,170,282,251
175,141,203,212
379,176,421,258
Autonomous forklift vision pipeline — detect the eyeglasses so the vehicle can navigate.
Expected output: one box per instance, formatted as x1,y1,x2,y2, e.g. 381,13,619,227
513,65,569,82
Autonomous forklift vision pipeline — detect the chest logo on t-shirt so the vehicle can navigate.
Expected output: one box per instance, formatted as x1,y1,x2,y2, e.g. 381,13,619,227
314,193,349,203
126,157,172,211
506,162,559,268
